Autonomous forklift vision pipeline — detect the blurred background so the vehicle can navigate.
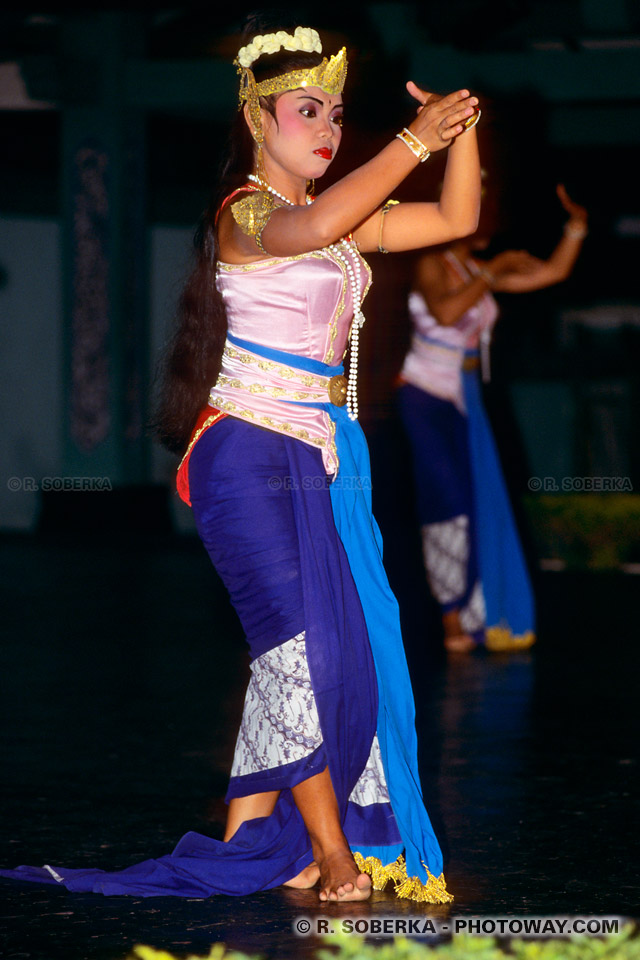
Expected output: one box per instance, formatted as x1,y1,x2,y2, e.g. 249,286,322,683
1,0,639,565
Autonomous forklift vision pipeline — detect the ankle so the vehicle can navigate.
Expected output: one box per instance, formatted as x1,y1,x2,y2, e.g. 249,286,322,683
310,835,352,865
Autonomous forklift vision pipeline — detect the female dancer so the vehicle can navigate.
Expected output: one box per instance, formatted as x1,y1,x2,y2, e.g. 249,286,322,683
1,22,481,902
398,184,588,653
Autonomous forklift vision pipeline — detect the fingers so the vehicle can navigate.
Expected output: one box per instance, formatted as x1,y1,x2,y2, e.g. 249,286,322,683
407,80,472,109
557,183,573,211
404,82,478,151
406,80,428,105
439,102,479,139
557,183,587,216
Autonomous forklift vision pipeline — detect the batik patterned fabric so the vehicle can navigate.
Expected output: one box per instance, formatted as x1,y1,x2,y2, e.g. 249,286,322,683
230,631,322,778
230,629,391,810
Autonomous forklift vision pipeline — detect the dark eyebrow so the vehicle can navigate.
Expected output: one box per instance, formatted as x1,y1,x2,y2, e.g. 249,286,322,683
296,95,343,110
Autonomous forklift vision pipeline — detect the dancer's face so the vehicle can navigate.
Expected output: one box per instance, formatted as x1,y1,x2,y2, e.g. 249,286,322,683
261,86,343,183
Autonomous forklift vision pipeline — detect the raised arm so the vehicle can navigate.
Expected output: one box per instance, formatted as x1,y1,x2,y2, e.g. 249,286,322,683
490,185,588,293
354,83,482,253
253,84,480,257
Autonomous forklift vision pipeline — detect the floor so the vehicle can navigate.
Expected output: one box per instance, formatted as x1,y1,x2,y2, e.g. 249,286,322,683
0,517,638,960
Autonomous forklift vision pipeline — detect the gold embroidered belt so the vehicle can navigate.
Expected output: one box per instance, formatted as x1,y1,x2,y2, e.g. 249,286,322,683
208,339,344,475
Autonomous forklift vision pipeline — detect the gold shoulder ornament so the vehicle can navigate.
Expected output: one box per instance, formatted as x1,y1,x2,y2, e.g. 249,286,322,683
230,191,276,253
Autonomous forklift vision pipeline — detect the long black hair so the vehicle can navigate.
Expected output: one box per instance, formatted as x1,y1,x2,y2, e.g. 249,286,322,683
154,18,325,454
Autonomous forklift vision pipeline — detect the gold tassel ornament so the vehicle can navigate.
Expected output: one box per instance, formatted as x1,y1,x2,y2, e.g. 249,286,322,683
353,852,453,904
485,626,536,652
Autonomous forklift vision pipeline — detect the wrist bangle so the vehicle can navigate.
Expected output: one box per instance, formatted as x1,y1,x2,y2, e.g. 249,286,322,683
378,199,400,254
462,107,481,131
564,221,588,240
478,266,495,287
395,127,431,163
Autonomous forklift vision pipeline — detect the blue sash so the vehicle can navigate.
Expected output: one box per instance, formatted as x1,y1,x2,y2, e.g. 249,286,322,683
463,368,536,638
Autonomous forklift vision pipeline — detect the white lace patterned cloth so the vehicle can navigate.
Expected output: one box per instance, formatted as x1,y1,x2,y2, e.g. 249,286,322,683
231,630,390,806
421,516,487,632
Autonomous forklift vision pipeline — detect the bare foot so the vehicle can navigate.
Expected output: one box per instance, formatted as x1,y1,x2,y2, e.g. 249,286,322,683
442,609,476,653
317,850,372,902
444,634,476,653
283,862,320,889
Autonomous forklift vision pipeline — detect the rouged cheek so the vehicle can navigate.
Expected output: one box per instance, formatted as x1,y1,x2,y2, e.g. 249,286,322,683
276,111,309,139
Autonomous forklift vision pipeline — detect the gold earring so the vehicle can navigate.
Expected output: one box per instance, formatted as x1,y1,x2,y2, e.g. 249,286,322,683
252,131,268,185
255,143,268,185
306,178,315,198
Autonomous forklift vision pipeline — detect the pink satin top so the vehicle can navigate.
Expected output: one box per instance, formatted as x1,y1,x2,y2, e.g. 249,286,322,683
399,251,498,413
210,244,371,474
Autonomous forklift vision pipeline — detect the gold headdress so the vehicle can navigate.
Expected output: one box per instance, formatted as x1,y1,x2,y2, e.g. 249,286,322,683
234,26,348,182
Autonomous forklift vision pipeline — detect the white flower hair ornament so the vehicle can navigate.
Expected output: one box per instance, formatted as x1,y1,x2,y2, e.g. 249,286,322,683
236,27,322,69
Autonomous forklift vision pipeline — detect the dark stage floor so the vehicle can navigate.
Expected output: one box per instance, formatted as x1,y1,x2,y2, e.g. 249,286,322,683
0,527,638,960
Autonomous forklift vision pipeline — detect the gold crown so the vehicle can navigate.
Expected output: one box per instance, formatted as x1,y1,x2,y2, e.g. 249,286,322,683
249,47,347,100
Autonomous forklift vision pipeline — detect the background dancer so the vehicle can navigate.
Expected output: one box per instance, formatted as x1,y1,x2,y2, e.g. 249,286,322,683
397,183,588,652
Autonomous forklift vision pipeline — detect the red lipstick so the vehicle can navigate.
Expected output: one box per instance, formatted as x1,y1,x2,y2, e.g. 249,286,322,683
313,147,333,160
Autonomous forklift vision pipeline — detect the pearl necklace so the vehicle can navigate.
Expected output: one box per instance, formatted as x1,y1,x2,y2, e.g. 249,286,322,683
247,175,365,421
247,174,312,206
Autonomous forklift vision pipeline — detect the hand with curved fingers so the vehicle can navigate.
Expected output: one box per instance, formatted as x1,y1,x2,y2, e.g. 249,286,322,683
487,185,588,293
406,81,479,153
556,183,587,226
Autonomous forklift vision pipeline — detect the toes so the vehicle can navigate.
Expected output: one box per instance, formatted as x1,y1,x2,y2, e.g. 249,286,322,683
336,881,355,897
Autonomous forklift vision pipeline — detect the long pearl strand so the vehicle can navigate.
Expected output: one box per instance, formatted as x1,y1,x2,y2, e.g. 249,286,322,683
327,239,364,421
247,174,365,420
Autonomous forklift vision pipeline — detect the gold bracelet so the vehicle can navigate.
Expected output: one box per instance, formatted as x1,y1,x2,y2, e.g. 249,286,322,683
378,199,400,254
395,127,431,163
462,107,482,131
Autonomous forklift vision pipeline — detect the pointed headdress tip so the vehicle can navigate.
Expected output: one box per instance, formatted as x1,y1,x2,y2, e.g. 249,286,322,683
319,46,348,95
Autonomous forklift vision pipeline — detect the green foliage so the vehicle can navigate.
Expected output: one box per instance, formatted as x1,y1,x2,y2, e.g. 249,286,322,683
316,931,505,960
129,924,639,960
523,494,640,569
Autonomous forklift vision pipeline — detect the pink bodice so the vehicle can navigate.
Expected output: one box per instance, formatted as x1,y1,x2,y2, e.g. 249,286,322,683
210,244,371,475
216,247,370,366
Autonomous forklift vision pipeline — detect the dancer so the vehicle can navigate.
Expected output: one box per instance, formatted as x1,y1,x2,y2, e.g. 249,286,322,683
398,184,588,653
2,20,482,901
